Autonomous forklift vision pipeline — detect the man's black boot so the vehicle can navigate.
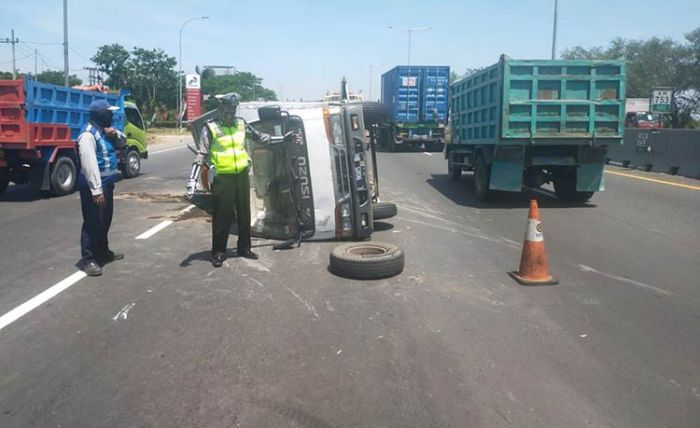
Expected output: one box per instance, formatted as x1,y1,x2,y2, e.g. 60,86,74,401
81,259,103,276
212,251,226,267
239,248,259,260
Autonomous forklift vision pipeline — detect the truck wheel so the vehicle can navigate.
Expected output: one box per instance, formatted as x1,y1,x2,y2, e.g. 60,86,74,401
473,155,494,201
121,148,141,178
0,167,9,194
329,242,404,280
50,156,77,196
448,153,462,181
553,170,594,202
373,201,397,220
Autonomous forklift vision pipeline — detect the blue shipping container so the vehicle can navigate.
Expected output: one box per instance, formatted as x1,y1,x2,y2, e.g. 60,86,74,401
381,65,450,124
24,79,126,140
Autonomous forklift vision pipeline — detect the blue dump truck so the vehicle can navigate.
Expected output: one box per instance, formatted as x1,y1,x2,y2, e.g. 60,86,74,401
0,78,147,196
446,55,625,202
380,65,450,152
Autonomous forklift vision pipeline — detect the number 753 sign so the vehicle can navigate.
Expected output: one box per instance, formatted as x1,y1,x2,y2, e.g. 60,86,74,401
650,88,673,113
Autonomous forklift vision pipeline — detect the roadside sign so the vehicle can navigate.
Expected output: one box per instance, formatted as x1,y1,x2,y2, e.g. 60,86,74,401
185,74,202,120
650,88,673,113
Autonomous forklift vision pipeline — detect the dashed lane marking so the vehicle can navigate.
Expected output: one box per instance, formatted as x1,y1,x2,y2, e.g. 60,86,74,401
150,145,188,155
605,170,700,190
0,271,87,331
423,152,433,156
134,204,195,240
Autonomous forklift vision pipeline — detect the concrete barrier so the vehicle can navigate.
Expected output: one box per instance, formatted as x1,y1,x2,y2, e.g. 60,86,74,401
606,129,700,179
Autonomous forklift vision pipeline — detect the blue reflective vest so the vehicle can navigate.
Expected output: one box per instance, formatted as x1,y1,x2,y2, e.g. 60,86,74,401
79,122,119,186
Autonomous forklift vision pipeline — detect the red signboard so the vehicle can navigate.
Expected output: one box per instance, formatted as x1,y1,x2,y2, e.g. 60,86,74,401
185,88,201,120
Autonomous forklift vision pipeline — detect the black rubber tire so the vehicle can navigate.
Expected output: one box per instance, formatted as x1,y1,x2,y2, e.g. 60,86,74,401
473,155,494,201
553,169,594,202
50,156,77,196
373,201,397,220
329,242,404,280
0,167,9,194
121,148,141,178
430,141,445,152
448,153,462,181
360,102,390,127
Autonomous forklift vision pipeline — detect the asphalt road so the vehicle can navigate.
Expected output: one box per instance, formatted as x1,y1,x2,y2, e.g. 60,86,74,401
1,138,698,427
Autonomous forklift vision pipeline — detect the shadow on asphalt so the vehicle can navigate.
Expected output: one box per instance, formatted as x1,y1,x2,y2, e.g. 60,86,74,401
0,185,52,202
373,221,395,231
426,173,598,209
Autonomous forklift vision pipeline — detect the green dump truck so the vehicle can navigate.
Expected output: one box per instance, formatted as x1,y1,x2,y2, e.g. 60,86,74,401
446,55,625,202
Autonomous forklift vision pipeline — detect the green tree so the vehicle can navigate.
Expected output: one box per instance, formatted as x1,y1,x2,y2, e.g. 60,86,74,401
92,44,130,88
562,28,700,127
0,71,15,80
201,69,277,111
127,47,177,116
36,70,82,86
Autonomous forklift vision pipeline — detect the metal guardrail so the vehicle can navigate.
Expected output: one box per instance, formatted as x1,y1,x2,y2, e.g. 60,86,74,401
606,129,700,179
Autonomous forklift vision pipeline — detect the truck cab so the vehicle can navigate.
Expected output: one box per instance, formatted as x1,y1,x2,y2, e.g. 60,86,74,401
189,101,379,242
121,101,148,178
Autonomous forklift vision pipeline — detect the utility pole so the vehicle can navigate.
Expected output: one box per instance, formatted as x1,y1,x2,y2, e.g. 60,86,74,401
63,0,69,86
0,30,19,79
34,49,38,76
368,64,373,101
388,26,431,120
551,0,559,60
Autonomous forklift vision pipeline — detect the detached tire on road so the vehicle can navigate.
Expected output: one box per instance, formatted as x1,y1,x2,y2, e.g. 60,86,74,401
373,201,397,220
50,156,77,196
330,242,404,280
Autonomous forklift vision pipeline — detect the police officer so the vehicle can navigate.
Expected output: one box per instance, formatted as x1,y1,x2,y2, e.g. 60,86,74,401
77,100,126,276
195,93,291,267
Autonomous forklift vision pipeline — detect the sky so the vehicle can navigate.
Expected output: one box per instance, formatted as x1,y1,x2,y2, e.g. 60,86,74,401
1,0,699,101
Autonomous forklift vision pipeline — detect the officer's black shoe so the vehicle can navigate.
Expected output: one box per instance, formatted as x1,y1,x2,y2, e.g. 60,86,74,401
81,259,103,276
239,248,259,260
212,251,226,267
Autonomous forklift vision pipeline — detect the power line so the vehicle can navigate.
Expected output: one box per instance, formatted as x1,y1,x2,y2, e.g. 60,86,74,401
22,40,63,45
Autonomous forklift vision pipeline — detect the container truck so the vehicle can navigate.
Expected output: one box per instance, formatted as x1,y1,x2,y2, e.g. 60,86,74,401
446,55,625,202
380,65,449,152
0,77,147,196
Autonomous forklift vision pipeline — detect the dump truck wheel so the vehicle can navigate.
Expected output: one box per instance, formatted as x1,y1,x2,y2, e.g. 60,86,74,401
448,153,462,181
0,167,9,194
121,148,141,178
373,201,397,220
50,156,77,196
554,170,594,202
329,242,404,280
473,155,494,201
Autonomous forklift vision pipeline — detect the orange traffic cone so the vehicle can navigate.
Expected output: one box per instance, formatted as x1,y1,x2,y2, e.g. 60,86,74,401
509,199,559,285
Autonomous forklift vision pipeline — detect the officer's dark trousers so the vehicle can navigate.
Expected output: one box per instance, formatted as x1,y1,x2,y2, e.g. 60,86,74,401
211,171,251,255
79,182,114,262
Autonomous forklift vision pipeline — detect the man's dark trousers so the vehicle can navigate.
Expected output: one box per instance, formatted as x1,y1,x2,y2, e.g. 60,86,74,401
211,170,251,255
79,182,114,263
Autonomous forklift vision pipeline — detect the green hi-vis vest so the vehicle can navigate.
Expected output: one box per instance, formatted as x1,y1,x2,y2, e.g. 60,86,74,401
207,119,250,174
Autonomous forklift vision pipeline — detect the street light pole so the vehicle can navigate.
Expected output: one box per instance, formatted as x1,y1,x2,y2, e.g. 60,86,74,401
178,15,209,137
63,0,69,86
388,26,431,120
551,0,559,59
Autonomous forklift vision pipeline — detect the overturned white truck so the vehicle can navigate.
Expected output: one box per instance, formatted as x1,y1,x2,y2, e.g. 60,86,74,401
188,101,403,279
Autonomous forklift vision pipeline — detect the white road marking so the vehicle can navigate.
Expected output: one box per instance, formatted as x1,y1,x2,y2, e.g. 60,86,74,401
135,220,174,240
150,145,187,155
0,271,87,332
423,152,433,156
112,302,136,321
134,204,195,240
575,264,677,297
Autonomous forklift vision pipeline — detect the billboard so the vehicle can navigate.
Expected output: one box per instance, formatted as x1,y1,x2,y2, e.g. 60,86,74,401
185,74,202,120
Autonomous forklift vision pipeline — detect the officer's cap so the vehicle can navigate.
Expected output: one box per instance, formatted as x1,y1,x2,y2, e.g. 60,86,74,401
89,99,119,112
215,92,241,106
